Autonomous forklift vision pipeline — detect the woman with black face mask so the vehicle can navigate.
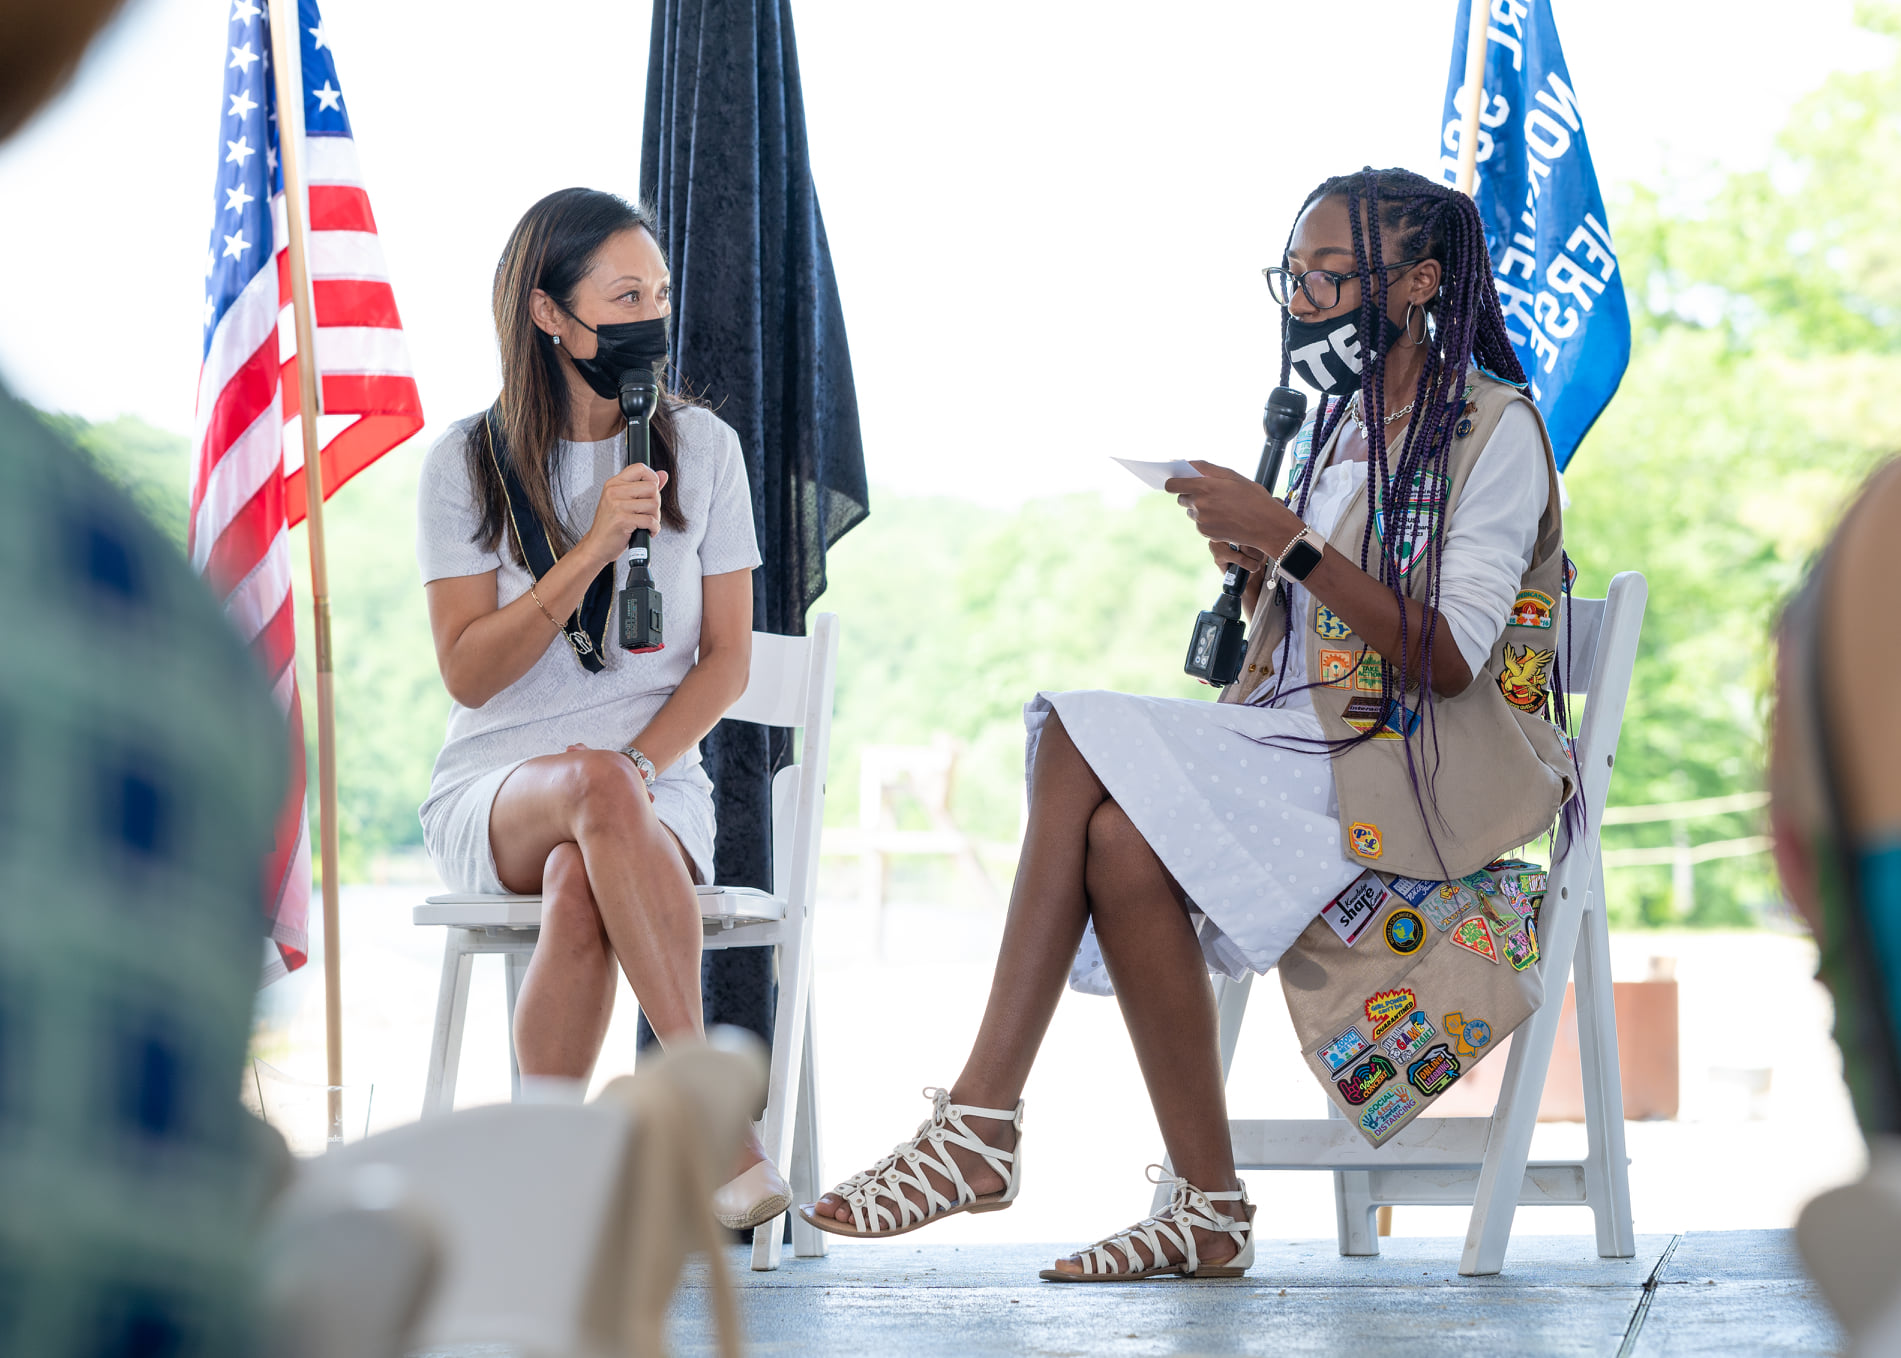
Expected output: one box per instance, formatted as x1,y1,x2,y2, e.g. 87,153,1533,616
802,167,1574,1281
416,188,788,1229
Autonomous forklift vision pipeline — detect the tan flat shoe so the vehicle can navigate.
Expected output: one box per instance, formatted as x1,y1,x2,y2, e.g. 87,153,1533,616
713,1158,791,1231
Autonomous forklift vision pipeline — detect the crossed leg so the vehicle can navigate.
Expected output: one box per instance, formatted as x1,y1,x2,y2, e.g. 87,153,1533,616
806,711,1244,1270
488,746,766,1174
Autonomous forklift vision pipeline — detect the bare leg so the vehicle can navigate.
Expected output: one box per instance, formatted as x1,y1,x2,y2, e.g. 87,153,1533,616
811,710,1108,1222
513,841,617,1080
489,749,764,1174
1049,799,1247,1274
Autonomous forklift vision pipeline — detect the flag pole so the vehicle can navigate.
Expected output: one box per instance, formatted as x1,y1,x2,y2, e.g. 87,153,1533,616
1456,0,1494,196
268,0,346,1146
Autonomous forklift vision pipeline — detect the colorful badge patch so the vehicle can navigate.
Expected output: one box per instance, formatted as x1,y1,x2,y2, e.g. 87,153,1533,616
1364,988,1415,1038
1358,1084,1418,1143
1504,922,1540,972
1407,1043,1463,1097
1420,883,1469,932
1318,648,1357,688
1385,876,1436,907
1498,644,1556,713
1336,1053,1396,1106
1444,1012,1492,1059
1350,821,1383,860
1383,907,1425,956
1342,695,1421,741
1379,1010,1437,1062
1461,871,1499,897
1351,653,1386,692
1323,871,1389,948
1450,915,1500,964
1314,604,1353,640
1455,416,1474,438
1483,895,1519,933
1510,589,1555,629
1375,507,1440,578
1318,1024,1371,1075
1516,869,1548,897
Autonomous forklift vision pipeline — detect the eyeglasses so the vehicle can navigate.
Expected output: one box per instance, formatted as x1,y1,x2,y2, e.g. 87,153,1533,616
1262,258,1427,310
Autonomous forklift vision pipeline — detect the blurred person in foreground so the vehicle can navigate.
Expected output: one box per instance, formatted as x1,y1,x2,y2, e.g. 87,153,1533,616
802,167,1576,1280
0,1,293,1353
1771,458,1901,1350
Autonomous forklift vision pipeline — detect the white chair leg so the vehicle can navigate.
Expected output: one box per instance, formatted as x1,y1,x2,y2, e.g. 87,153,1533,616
751,922,813,1272
1574,858,1636,1258
1460,857,1593,1276
789,990,827,1259
423,930,477,1119
503,947,529,1103
1324,1102,1380,1256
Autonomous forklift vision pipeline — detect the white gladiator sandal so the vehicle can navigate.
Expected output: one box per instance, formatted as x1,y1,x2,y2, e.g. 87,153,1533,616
1039,1166,1254,1282
798,1087,1023,1239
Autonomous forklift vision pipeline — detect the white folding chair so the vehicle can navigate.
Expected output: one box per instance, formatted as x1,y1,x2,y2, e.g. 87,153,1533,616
1165,572,1647,1276
411,613,838,1272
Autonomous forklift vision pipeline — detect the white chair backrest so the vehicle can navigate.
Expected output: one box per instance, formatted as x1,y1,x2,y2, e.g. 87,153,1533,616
1556,593,1605,699
726,630,817,729
1551,571,1649,855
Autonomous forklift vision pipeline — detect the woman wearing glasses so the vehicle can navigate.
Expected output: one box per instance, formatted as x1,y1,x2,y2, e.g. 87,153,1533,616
801,167,1572,1280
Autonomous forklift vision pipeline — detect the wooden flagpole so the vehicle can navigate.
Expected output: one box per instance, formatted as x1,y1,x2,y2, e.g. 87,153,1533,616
1456,0,1494,197
268,0,346,1146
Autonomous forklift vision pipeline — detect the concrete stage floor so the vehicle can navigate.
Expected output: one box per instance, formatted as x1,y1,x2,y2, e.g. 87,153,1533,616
658,1229,1839,1357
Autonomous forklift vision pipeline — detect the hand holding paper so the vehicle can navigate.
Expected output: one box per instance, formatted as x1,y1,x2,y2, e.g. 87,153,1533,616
1113,457,1202,490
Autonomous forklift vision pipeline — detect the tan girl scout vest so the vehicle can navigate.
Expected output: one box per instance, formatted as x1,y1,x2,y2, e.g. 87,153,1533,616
1219,371,1574,881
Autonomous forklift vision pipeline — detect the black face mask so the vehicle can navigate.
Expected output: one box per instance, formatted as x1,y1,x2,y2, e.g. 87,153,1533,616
1284,309,1405,398
561,312,670,401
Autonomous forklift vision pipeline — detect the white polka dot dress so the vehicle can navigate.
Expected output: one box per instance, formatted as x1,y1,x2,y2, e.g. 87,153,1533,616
1025,688,1361,997
1027,460,1374,997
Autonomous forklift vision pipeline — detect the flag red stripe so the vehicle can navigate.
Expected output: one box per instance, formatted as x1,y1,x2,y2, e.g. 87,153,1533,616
203,477,283,600
308,183,377,233
254,590,299,685
192,334,281,522
313,278,402,329
283,408,424,527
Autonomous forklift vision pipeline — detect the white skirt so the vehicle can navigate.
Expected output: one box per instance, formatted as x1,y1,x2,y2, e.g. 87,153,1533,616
421,756,719,894
1024,690,1362,997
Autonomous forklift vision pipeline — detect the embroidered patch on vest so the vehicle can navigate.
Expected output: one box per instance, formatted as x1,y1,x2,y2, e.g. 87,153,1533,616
1350,821,1384,858
1407,1043,1462,1097
1379,1011,1436,1062
1509,589,1555,629
1385,875,1435,907
1498,644,1556,713
1419,883,1468,932
1450,915,1500,964
1318,647,1356,688
1375,506,1440,578
1455,416,1474,438
1358,1084,1417,1142
1503,921,1540,971
1383,907,1425,955
1318,1024,1371,1074
1322,871,1388,947
1336,1054,1396,1106
1364,987,1414,1037
1343,696,1420,740
1444,1012,1492,1058
1314,604,1353,640
1352,654,1386,691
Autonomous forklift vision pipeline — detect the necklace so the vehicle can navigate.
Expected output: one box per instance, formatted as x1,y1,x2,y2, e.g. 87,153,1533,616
1350,392,1415,434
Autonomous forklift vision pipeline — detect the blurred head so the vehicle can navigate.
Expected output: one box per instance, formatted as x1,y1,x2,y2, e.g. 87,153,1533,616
478,189,685,557
0,0,130,142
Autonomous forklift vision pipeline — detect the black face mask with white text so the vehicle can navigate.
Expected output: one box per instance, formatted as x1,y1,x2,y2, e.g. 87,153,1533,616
1284,310,1405,398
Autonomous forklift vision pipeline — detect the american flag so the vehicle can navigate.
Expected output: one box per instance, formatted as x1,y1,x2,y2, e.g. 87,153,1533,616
190,0,423,980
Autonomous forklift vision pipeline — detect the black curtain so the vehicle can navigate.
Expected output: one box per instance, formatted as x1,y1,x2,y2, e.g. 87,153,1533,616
635,0,868,1052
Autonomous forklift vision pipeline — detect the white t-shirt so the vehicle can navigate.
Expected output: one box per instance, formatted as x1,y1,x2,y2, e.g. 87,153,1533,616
415,404,763,820
1262,400,1550,700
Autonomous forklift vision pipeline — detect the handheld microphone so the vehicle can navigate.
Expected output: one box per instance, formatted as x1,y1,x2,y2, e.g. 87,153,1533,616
617,367,664,654
1182,386,1309,687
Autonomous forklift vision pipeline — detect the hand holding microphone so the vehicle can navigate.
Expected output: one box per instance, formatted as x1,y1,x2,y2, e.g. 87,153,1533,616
581,464,668,566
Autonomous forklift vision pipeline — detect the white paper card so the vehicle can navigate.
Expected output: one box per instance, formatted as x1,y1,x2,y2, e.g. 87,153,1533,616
1113,457,1201,490
1324,871,1390,948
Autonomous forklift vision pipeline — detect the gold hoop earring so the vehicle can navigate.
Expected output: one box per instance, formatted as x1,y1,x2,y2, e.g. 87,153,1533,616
1403,301,1428,347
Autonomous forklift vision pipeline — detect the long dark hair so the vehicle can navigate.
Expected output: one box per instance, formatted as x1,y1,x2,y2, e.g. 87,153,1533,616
471,187,689,564
1268,168,1531,856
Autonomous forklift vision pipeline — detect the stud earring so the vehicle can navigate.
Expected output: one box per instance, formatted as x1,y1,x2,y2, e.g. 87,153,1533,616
551,333,560,345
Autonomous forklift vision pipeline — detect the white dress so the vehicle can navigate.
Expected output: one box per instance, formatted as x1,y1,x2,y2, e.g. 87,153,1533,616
1034,403,1550,996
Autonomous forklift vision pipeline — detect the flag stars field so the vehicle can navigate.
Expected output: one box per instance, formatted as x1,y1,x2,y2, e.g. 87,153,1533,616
228,89,257,119
221,230,249,260
229,42,258,73
225,135,253,166
313,82,341,113
224,184,254,213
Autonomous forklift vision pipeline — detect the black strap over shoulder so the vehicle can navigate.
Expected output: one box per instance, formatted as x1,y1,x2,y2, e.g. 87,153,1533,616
481,402,613,673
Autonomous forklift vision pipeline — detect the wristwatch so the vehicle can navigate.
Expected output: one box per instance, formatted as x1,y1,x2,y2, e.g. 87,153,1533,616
618,745,657,787
1276,526,1326,583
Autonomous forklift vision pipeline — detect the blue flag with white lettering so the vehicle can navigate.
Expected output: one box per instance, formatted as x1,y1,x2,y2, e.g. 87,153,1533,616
1440,0,1628,469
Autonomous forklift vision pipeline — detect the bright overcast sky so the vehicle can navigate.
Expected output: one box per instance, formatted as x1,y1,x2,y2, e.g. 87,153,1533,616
0,0,1885,503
